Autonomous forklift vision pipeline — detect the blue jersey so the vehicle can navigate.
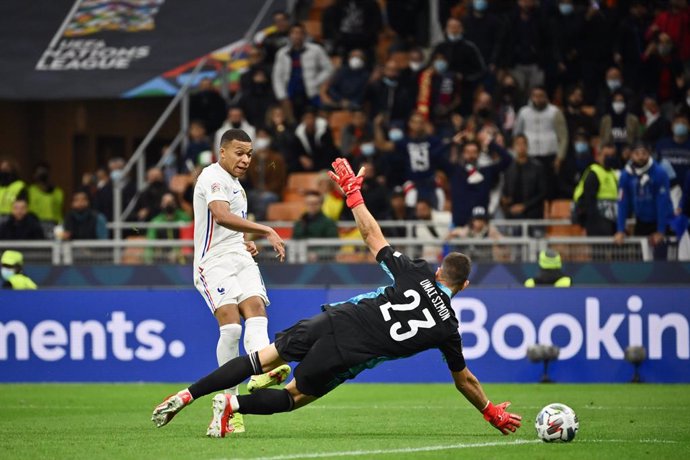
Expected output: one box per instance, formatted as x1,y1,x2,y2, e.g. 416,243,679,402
394,135,446,183
617,162,673,233
656,137,690,185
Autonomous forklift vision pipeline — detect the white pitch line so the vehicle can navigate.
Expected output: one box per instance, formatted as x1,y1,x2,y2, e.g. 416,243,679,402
223,438,681,460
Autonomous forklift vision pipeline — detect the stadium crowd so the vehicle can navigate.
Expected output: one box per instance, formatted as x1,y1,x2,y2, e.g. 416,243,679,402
2,0,690,262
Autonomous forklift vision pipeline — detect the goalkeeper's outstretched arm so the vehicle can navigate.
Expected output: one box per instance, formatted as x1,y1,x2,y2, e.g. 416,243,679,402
328,158,389,257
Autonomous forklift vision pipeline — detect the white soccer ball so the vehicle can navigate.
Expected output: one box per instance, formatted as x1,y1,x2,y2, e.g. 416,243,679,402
535,403,579,442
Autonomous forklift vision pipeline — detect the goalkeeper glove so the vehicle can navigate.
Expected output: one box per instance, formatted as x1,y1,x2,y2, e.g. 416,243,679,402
482,401,522,435
328,158,365,208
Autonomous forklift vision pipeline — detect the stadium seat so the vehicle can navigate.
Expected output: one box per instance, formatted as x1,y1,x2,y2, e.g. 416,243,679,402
329,110,352,147
304,20,322,40
284,172,321,198
266,202,305,221
549,199,573,219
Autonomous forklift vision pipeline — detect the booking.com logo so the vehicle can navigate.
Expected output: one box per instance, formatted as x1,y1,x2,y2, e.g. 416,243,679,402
0,311,184,362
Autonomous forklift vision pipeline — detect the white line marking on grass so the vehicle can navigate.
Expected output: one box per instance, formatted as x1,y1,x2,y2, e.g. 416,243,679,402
229,440,541,460
223,438,681,460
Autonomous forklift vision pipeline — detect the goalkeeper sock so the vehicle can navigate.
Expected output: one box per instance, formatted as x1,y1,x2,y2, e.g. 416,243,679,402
243,316,269,354
188,352,262,400
236,389,295,415
216,324,242,395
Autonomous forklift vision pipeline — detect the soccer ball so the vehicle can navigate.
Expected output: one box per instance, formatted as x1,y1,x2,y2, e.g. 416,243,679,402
535,403,579,442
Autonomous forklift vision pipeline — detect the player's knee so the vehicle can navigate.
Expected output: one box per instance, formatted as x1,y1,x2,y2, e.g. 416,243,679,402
239,296,267,318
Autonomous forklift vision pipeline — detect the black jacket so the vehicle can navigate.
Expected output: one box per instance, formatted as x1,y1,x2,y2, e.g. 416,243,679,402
502,159,546,219
0,213,45,240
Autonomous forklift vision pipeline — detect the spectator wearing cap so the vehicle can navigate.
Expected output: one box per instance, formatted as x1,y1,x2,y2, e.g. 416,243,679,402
615,143,673,259
524,249,572,287
0,198,44,240
501,134,546,224
272,23,333,121
598,89,640,163
1,250,37,290
447,206,504,262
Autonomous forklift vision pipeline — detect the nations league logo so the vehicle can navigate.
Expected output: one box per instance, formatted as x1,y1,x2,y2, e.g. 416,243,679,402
36,0,165,71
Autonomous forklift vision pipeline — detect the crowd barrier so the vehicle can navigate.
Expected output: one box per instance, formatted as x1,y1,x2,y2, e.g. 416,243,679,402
1,287,688,383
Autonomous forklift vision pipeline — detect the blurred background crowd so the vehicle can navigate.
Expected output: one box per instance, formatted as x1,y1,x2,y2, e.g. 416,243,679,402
2,0,690,262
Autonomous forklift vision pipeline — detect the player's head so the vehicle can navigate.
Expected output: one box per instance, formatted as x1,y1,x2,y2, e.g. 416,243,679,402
437,252,472,295
219,129,253,178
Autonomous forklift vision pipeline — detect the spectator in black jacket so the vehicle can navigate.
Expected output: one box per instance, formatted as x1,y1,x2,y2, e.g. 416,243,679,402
325,49,370,110
321,0,383,62
239,66,276,129
549,0,585,96
62,191,107,240
253,10,291,65
0,198,45,240
290,107,339,172
501,134,546,224
462,0,504,88
432,17,486,116
613,1,650,92
641,96,671,146
365,59,417,125
189,78,227,135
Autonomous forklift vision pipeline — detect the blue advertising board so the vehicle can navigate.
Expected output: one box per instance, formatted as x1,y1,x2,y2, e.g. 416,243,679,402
1,288,688,383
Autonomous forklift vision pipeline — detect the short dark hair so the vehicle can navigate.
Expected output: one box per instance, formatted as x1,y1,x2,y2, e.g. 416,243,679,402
442,252,472,288
220,129,252,147
290,22,305,33
673,113,689,122
462,140,481,152
513,133,528,144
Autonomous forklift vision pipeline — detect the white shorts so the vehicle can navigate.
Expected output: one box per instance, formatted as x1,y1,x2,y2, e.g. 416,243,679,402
194,250,269,313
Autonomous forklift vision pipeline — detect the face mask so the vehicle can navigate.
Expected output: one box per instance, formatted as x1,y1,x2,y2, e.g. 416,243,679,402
447,33,462,42
603,155,618,169
110,170,124,182
659,44,672,56
477,108,492,119
559,3,574,15
433,60,448,73
673,123,689,137
348,56,364,70
473,0,488,11
1,267,15,281
409,61,423,72
612,101,626,114
231,121,242,129
644,109,656,120
164,205,176,215
388,128,404,142
606,79,621,91
360,142,376,156
382,77,398,87
254,137,271,150
574,141,589,154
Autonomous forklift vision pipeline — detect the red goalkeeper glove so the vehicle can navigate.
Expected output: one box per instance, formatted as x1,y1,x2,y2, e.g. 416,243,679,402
328,158,365,208
482,401,522,435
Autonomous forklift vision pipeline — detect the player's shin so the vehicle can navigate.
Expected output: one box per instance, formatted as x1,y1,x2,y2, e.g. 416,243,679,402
236,389,295,415
188,352,263,400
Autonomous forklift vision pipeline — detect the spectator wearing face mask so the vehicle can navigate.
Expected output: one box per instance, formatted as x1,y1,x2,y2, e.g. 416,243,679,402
1,250,36,290
599,90,640,163
145,192,192,264
238,67,276,130
645,0,690,71
364,59,417,126
514,85,569,199
431,17,486,116
613,1,651,92
572,143,619,236
596,66,638,119
549,0,585,97
641,96,671,146
570,129,595,180
656,114,690,210
495,74,519,138
641,32,685,113
416,52,462,140
615,143,673,258
321,0,383,62
94,157,136,222
290,107,339,173
324,49,370,110
462,0,503,89
340,108,375,171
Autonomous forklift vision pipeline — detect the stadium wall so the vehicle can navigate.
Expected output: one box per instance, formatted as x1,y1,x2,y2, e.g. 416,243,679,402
1,287,688,383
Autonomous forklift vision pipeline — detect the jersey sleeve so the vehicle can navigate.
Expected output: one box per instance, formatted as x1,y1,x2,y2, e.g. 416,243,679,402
375,246,417,281
200,170,231,206
438,332,466,372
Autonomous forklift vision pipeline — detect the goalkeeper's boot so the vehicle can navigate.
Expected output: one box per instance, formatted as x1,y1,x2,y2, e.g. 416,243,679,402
247,364,292,393
207,393,236,438
151,389,193,428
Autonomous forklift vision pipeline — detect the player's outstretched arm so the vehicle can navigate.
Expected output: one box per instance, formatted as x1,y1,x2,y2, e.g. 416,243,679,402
328,158,388,257
451,367,522,435
208,201,285,261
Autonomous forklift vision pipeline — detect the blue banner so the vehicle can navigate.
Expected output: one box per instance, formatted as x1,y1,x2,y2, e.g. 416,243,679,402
1,288,688,383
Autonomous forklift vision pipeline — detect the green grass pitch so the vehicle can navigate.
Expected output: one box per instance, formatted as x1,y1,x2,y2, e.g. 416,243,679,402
1,383,689,459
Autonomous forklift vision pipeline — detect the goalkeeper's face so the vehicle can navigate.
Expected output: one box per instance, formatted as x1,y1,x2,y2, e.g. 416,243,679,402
220,140,253,178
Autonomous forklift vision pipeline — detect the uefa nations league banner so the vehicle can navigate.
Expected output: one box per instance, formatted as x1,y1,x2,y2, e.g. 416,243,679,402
0,0,282,99
0,287,688,383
